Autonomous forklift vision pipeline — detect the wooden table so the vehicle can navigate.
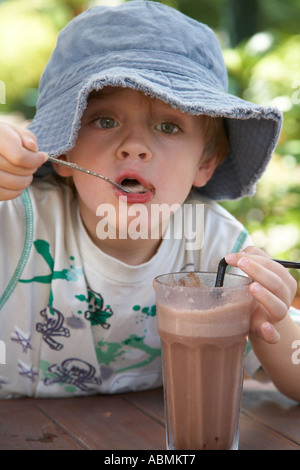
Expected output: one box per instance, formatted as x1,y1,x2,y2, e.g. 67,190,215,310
0,379,299,451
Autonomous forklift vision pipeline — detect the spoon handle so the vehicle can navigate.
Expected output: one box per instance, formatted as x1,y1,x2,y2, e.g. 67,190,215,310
47,155,130,193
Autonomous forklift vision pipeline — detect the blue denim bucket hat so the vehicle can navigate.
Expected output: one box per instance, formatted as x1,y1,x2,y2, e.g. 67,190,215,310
30,0,282,200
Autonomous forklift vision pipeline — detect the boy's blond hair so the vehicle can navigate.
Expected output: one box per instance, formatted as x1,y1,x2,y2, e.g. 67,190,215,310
201,115,229,166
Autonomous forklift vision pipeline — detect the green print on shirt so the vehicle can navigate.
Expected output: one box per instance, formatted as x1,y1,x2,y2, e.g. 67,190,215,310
133,304,156,317
96,333,161,373
95,303,159,372
19,239,83,307
75,287,113,328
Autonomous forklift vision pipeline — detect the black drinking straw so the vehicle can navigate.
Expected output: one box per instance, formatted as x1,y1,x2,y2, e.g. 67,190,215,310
215,257,300,287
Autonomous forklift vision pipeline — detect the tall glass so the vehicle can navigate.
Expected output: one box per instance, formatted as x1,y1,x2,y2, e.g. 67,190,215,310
154,272,257,450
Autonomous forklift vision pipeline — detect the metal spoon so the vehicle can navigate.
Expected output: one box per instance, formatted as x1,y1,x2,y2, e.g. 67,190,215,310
47,155,132,193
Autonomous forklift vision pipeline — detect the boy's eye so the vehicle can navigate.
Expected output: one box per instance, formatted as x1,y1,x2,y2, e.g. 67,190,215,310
94,117,118,129
155,122,180,135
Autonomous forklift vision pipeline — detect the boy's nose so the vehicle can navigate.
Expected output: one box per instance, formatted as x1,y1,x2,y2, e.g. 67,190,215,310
116,134,152,162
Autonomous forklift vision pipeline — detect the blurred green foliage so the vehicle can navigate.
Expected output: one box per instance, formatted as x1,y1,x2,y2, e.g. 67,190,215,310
0,0,300,282
0,0,89,116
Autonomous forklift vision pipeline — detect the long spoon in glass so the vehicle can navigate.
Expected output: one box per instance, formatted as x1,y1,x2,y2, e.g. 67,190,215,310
47,155,132,193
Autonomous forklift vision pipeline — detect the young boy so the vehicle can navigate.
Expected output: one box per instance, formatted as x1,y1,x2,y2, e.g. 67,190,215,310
0,2,299,400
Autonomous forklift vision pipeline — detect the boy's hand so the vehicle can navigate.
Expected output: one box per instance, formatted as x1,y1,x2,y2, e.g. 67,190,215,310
225,246,297,344
0,122,47,201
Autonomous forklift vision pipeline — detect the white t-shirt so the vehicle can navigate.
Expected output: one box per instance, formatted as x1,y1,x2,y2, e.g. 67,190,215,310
0,176,255,398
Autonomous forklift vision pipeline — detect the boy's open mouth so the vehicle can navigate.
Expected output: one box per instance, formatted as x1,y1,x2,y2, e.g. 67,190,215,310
117,174,155,195
120,178,148,194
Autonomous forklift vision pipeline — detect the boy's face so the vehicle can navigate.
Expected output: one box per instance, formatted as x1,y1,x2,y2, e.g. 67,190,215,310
56,87,217,255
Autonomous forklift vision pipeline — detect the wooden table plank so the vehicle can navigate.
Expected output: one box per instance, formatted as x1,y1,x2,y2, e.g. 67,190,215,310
0,380,299,450
239,413,300,450
0,399,84,450
123,388,165,425
242,380,300,447
35,394,165,450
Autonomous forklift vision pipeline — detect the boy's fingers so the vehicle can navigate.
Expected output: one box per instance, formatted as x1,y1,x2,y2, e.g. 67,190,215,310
225,252,296,306
226,249,297,343
22,134,38,152
0,184,27,201
249,281,288,323
0,123,47,170
261,322,281,343
11,122,38,151
0,170,34,191
250,309,281,344
0,153,45,176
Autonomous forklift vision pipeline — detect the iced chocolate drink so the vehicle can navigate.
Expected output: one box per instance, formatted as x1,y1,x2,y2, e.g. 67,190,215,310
154,272,256,450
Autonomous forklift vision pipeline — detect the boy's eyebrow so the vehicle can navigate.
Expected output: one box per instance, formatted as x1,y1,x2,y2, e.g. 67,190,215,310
87,90,106,100
87,87,126,101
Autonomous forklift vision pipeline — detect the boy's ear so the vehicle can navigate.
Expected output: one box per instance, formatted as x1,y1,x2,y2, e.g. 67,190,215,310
51,154,73,177
192,155,218,188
